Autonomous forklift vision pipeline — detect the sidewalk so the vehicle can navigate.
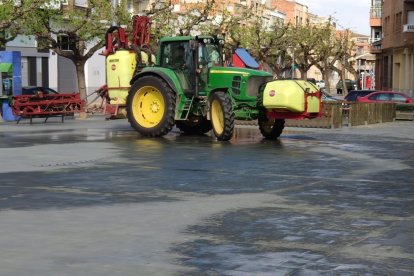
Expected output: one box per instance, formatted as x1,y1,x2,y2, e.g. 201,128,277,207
1,113,412,141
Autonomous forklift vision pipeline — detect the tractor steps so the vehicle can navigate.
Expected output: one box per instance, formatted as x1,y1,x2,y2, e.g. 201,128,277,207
175,96,193,120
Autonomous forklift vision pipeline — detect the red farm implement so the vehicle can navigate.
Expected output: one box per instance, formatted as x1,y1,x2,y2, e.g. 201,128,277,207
11,93,85,124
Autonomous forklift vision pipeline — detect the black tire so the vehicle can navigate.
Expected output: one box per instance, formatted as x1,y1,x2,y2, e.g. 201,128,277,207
209,91,234,141
176,116,212,135
257,89,284,140
258,112,285,139
127,75,176,137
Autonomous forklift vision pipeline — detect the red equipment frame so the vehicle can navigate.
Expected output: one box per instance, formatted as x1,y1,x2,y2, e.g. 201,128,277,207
11,93,85,124
100,16,152,118
131,15,151,49
101,15,151,57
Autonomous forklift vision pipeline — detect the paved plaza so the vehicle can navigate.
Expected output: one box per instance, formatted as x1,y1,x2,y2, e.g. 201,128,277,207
0,117,413,275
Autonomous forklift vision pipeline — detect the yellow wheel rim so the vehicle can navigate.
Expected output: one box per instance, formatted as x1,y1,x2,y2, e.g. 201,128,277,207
131,86,165,128
211,99,224,135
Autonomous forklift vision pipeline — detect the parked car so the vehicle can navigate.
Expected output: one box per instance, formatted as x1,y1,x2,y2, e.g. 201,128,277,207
356,91,414,105
22,86,59,96
336,79,356,94
316,80,325,89
306,78,317,85
344,90,376,102
321,91,343,102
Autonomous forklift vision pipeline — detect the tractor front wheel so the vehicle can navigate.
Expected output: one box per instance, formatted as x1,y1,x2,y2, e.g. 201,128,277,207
127,76,176,137
258,111,285,140
209,91,234,141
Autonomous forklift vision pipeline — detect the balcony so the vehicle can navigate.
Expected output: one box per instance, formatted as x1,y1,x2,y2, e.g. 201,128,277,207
403,24,414,32
370,6,382,27
369,37,382,54
370,45,382,54
370,6,382,18
369,37,381,44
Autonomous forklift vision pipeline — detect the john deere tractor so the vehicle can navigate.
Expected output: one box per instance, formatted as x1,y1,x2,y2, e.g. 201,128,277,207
103,17,323,141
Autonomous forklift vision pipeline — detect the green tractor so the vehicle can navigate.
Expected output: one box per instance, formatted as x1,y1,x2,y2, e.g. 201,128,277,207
127,36,322,141
103,18,323,141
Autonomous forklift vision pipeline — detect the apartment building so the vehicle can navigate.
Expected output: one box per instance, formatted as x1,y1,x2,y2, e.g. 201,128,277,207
371,0,414,95
271,0,309,25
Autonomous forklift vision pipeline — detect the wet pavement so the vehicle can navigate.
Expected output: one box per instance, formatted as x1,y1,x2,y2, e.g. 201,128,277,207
0,117,413,275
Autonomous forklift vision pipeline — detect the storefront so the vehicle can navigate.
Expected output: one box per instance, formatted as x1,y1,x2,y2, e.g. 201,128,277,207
0,51,22,121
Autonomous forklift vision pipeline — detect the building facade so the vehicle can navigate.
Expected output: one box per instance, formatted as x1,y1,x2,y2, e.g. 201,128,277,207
271,0,309,25
371,0,414,96
4,35,50,89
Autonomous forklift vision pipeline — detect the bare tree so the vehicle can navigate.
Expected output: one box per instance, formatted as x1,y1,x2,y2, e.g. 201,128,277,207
23,0,126,100
310,22,339,93
151,0,216,38
330,29,356,95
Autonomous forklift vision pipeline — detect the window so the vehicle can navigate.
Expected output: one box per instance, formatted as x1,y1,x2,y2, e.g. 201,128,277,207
370,93,391,101
57,35,76,51
395,12,402,32
384,16,390,36
392,94,407,103
74,0,87,7
198,42,222,68
408,11,414,25
126,0,134,13
160,41,192,70
160,41,194,90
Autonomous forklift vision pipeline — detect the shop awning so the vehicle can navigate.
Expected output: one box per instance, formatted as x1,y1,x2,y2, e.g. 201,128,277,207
0,63,12,73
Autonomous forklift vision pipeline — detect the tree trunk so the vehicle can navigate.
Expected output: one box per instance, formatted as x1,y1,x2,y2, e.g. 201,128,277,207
299,68,306,79
75,61,87,101
341,69,348,95
74,60,88,117
323,71,331,93
352,71,359,89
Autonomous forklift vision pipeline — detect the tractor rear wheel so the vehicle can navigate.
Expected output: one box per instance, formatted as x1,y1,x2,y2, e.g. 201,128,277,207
210,91,234,141
258,111,285,139
127,75,176,137
176,116,212,135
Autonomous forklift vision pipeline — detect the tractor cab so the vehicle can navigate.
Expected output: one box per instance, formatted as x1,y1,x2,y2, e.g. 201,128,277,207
158,36,223,96
196,37,224,91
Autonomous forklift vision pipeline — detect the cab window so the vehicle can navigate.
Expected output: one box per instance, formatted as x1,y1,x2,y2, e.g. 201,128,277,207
160,41,193,71
198,41,222,68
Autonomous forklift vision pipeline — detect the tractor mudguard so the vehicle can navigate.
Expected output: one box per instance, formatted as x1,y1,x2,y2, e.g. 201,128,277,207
209,87,231,96
130,70,178,94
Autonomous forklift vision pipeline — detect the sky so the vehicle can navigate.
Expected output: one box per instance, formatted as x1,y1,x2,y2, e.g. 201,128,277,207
304,0,371,35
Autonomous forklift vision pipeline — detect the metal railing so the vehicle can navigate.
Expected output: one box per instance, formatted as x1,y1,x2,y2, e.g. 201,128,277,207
284,102,396,128
369,37,381,44
370,6,382,18
236,103,396,129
